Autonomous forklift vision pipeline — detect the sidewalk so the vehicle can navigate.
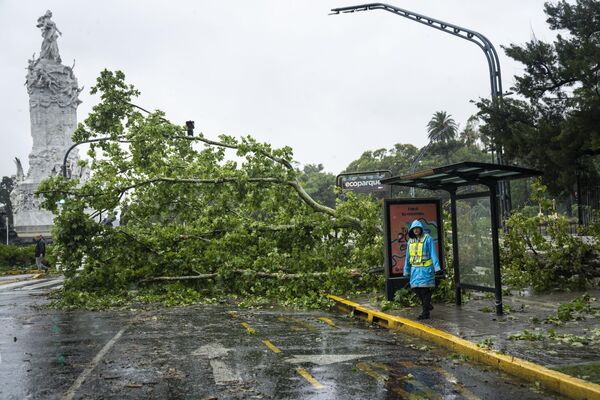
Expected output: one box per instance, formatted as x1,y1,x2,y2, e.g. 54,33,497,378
337,289,600,385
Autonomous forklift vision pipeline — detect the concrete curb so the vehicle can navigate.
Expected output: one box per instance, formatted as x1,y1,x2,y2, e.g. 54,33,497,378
327,294,600,400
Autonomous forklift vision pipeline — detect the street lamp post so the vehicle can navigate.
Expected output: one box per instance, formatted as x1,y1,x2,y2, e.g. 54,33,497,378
62,119,196,178
330,3,511,218
61,137,129,178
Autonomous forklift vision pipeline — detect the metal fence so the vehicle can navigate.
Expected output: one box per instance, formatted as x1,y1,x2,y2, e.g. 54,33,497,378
577,184,600,226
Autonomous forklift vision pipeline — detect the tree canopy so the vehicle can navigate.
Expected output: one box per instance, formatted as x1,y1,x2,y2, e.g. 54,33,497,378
427,111,458,143
477,0,600,195
0,176,14,224
297,164,336,209
38,70,383,308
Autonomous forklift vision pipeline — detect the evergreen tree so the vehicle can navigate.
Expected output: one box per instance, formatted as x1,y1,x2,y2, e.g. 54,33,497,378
0,176,14,225
477,0,600,195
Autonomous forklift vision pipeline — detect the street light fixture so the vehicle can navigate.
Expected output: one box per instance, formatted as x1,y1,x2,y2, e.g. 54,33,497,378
185,120,195,137
330,3,511,218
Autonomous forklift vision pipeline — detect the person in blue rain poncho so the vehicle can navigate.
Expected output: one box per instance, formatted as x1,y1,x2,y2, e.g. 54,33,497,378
403,220,441,320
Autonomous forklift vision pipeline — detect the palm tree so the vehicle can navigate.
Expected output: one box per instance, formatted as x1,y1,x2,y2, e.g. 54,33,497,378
427,111,458,143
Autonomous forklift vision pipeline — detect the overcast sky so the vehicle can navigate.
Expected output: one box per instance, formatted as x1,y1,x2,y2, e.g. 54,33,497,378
1,0,556,177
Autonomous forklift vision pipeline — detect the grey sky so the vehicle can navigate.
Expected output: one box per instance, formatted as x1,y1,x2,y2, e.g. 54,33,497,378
1,0,554,177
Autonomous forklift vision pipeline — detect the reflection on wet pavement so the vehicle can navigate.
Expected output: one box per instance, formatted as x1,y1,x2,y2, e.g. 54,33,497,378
0,279,567,399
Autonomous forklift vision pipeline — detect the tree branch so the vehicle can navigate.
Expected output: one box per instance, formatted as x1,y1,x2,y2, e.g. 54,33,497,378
139,268,361,283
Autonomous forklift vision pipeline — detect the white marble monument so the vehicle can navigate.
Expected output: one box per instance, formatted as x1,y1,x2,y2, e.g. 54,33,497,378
10,10,84,239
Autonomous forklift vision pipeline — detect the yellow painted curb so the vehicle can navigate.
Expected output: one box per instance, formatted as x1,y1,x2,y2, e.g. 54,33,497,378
327,294,600,400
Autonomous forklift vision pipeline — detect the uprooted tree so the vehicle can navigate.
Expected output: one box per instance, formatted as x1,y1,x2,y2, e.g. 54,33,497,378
37,70,384,308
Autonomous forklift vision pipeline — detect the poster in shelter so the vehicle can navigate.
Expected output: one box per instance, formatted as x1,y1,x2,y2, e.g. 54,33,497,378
386,200,442,277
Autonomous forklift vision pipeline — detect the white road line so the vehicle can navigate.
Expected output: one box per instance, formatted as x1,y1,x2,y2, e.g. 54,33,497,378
62,325,128,400
19,279,63,291
210,360,242,385
0,277,62,291
0,279,49,291
192,343,242,385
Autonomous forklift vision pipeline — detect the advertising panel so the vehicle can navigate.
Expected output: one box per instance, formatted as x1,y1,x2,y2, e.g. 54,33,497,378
384,199,443,278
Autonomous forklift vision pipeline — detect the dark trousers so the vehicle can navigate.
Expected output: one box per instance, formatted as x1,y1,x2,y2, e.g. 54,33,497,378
414,287,432,316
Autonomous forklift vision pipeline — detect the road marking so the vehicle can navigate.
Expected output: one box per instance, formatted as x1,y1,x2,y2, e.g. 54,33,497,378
62,325,128,400
370,361,390,371
406,376,440,400
192,343,242,385
277,316,317,331
317,317,338,329
210,359,242,385
285,354,371,366
357,361,433,400
399,360,417,368
192,343,232,359
356,361,387,383
0,280,17,286
391,386,425,400
296,367,324,389
432,366,480,400
262,339,281,353
19,279,63,291
241,322,256,334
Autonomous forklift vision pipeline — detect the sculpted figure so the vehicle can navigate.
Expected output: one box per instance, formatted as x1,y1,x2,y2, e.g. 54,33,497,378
36,10,62,63
14,158,24,181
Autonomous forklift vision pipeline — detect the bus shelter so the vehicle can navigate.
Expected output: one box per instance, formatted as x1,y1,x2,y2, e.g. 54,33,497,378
381,162,542,315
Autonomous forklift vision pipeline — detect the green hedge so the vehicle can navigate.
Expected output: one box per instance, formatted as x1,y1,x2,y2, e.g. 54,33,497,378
0,244,55,272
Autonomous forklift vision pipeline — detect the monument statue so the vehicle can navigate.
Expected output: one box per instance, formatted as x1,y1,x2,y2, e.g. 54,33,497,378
10,11,87,240
37,10,62,63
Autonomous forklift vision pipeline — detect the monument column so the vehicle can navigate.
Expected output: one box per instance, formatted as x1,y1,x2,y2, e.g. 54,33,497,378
10,10,84,239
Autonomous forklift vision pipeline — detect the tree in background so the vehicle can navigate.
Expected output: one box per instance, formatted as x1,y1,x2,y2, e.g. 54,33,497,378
477,0,600,196
0,176,15,225
344,144,419,176
427,111,458,143
459,116,482,148
297,164,336,208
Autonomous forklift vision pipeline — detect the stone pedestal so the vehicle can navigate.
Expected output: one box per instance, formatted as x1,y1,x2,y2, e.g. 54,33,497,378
10,56,83,239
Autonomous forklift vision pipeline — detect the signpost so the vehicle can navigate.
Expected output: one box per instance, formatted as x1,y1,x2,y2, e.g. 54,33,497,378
336,170,392,198
383,198,444,300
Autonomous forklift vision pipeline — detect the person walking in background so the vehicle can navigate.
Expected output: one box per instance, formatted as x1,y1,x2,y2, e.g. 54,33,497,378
404,220,440,320
34,234,48,273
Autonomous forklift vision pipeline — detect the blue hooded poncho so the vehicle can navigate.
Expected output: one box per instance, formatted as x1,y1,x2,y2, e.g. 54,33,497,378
403,220,440,288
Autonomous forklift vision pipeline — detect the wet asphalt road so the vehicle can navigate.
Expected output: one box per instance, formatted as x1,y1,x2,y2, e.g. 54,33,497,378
0,277,567,400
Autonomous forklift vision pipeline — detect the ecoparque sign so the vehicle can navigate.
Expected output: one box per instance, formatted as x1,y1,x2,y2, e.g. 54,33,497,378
336,170,391,197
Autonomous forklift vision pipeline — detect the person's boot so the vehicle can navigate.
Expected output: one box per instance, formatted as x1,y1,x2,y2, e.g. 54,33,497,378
417,314,430,320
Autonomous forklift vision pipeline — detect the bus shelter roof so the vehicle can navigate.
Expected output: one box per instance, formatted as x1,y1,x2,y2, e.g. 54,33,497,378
380,161,542,191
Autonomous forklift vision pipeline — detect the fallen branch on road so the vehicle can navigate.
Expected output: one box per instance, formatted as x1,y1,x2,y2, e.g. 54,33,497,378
139,268,362,284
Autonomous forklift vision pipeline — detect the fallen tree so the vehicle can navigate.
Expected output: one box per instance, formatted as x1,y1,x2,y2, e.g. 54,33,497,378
38,70,384,308
139,268,362,283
